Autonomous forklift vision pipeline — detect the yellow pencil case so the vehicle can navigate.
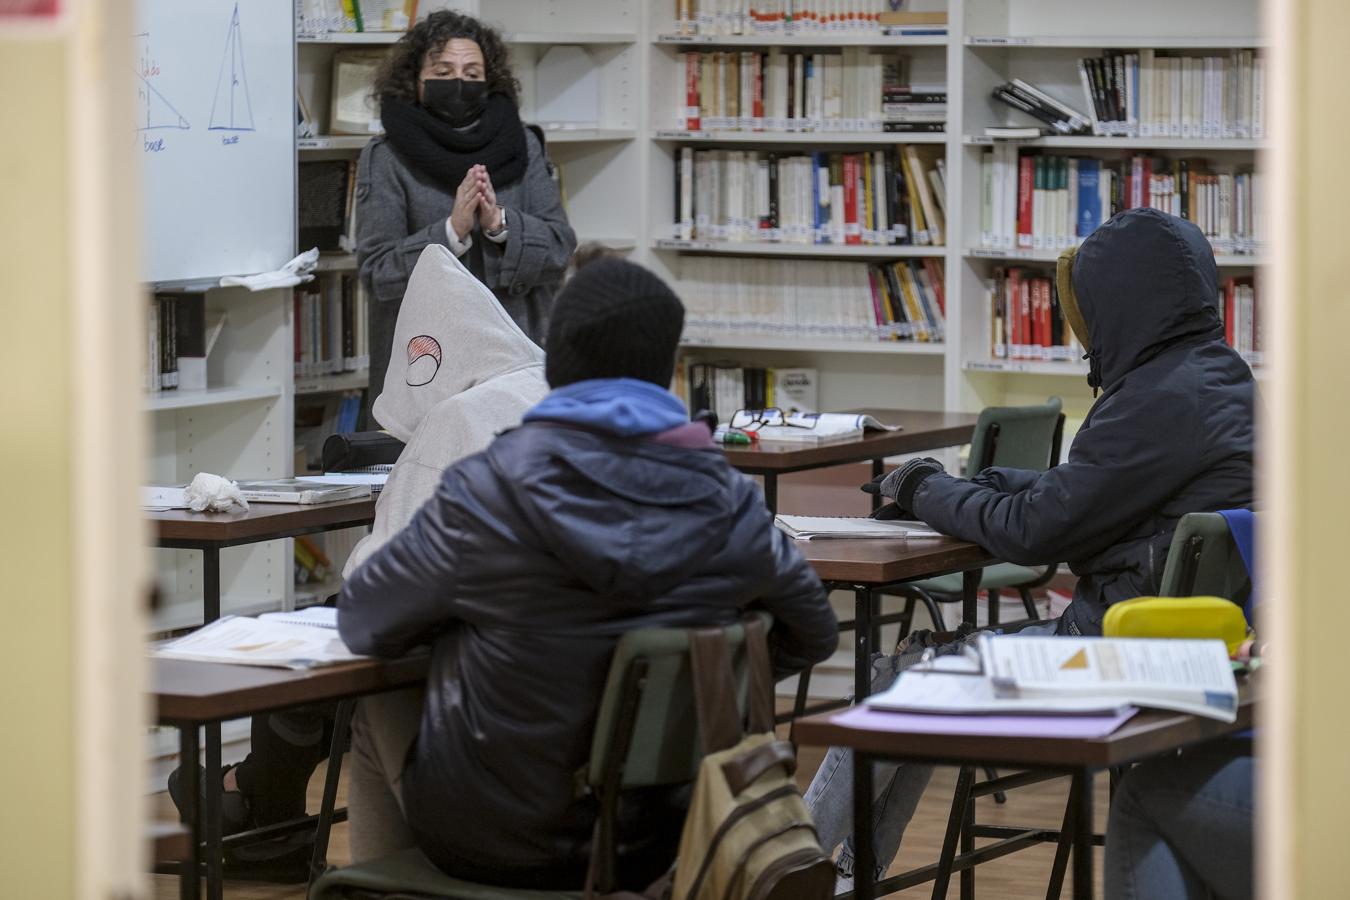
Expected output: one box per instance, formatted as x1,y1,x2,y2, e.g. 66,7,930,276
1102,596,1249,654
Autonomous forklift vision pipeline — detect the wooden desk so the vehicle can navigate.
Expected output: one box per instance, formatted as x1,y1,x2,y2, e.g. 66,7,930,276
154,655,429,900
149,497,377,622
721,408,980,512
802,537,997,700
794,684,1257,900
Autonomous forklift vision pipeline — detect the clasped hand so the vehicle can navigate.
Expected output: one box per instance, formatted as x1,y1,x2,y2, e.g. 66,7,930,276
450,164,504,240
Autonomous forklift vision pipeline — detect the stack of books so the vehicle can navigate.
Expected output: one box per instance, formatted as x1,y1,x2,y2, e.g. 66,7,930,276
1075,50,1265,139
989,266,1083,363
679,257,945,344
294,273,371,380
673,145,945,246
295,0,415,34
675,50,941,134
978,148,1264,256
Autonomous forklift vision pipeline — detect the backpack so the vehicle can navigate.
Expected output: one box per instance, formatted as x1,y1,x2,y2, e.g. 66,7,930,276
669,617,835,900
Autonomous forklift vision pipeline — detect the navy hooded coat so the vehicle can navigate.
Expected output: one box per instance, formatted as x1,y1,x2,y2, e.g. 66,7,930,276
911,208,1255,635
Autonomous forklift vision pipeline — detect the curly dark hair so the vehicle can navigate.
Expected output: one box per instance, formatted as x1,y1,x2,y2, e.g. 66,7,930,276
374,10,519,106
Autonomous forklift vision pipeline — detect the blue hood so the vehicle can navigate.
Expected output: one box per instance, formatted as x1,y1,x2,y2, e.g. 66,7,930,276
523,377,689,437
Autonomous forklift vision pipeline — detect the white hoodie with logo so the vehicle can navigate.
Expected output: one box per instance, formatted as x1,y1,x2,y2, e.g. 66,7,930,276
343,244,548,576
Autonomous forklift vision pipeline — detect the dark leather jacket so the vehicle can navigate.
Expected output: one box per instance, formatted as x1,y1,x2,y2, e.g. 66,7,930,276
338,420,836,887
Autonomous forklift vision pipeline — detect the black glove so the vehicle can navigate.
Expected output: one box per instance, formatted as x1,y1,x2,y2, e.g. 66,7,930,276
861,457,946,511
869,502,912,521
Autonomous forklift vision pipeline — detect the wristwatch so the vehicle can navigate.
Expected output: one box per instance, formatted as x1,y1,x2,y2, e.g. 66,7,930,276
486,206,507,237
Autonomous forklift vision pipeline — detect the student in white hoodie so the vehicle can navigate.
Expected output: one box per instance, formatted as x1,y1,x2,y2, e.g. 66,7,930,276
167,244,548,879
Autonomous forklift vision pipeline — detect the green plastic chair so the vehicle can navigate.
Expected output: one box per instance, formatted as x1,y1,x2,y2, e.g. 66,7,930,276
1158,512,1253,604
889,397,1066,635
308,616,769,900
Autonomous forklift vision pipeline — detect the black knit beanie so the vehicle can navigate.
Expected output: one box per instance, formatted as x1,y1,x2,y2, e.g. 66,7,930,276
544,258,686,388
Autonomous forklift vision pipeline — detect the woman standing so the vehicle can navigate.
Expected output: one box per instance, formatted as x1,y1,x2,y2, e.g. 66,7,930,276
358,10,575,401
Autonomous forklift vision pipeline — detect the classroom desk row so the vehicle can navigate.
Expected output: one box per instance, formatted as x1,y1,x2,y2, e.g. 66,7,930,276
148,409,992,900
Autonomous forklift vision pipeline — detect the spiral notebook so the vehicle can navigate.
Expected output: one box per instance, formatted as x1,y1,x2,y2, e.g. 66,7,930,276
774,516,943,540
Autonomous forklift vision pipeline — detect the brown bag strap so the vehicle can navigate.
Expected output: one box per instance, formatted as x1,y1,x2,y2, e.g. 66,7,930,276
743,615,776,735
721,739,797,796
690,628,743,756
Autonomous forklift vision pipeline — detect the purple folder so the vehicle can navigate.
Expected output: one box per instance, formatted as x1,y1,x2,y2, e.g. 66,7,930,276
832,705,1138,740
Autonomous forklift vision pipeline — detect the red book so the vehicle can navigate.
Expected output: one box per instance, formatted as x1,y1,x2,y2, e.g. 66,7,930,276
922,258,945,316
1017,156,1034,249
752,53,764,129
1020,278,1033,361
684,52,700,131
843,154,861,245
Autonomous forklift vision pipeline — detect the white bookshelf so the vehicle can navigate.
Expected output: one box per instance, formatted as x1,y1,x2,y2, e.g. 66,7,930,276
295,370,370,395
631,0,1265,435
653,34,949,48
964,36,1266,49
654,129,947,145
655,239,945,259
147,286,294,631
683,336,947,356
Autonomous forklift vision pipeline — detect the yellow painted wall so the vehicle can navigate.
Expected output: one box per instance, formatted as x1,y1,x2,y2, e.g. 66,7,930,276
0,37,74,898
1263,1,1350,897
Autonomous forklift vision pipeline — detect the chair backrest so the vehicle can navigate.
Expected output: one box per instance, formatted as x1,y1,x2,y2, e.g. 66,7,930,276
1158,512,1253,608
964,397,1065,477
586,614,768,792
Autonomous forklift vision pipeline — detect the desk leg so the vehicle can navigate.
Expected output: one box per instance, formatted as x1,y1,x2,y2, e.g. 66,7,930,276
871,458,883,513
853,751,876,900
178,727,201,900
854,588,874,702
204,722,223,900
309,699,355,882
203,547,221,623
1072,769,1094,900
962,568,980,631
763,473,778,514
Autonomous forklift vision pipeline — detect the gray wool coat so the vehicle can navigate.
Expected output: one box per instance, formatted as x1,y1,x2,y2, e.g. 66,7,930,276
355,128,575,401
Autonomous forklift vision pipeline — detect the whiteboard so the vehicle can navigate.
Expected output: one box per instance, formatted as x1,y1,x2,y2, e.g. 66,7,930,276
136,0,295,284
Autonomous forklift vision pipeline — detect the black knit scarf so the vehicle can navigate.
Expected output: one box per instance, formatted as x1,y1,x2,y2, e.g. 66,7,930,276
380,93,528,192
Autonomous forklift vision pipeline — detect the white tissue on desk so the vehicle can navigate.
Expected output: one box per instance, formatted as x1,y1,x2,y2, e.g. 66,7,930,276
183,472,249,513
218,247,321,291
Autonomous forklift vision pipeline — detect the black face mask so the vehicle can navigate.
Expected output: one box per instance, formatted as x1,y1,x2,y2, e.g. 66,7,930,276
421,78,488,127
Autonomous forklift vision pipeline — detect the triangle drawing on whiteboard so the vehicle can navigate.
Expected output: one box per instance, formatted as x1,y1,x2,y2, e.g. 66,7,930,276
1060,648,1089,670
137,72,190,131
209,2,256,132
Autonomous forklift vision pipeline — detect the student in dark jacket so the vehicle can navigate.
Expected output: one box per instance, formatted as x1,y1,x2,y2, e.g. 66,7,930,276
806,207,1256,889
875,206,1255,635
337,258,838,890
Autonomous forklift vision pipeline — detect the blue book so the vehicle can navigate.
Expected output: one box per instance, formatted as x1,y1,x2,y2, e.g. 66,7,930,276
1077,158,1101,239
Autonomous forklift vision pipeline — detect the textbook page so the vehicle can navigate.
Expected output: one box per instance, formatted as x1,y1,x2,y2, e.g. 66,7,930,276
154,615,363,669
979,635,1238,721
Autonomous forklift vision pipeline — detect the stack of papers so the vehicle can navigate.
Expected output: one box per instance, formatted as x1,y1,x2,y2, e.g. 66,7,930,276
153,615,362,670
775,515,943,541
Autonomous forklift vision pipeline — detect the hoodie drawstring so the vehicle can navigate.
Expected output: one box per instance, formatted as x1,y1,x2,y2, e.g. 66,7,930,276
1084,349,1103,398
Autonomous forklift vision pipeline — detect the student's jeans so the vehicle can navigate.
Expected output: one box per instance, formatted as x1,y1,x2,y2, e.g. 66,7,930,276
1105,740,1254,900
802,621,1060,881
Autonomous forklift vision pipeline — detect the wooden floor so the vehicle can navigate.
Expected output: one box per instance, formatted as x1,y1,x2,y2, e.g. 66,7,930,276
150,733,1108,900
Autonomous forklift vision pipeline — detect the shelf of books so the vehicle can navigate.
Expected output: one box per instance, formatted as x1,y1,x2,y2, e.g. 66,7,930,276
296,370,370,396
647,4,955,417
952,0,1267,415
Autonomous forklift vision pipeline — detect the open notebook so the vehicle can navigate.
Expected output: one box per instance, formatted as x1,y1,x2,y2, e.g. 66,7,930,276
774,516,943,540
